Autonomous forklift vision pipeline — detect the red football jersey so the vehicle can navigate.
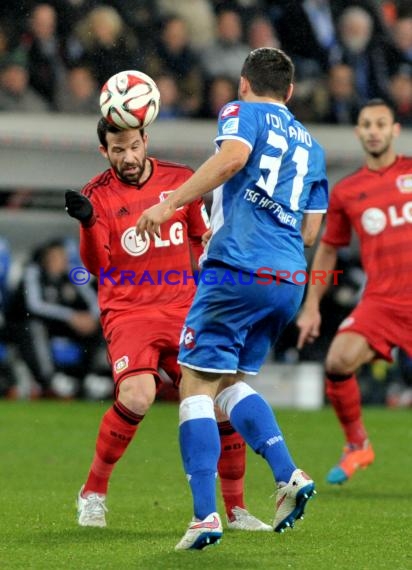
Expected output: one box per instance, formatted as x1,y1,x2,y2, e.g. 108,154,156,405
79,158,210,331
322,155,412,304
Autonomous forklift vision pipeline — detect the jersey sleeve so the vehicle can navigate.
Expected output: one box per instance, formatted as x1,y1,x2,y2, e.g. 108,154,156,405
321,185,352,247
215,101,256,151
186,198,210,266
79,187,111,276
305,146,329,212
305,178,328,213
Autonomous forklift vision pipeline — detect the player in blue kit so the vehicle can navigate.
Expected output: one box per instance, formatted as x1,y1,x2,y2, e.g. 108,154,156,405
136,48,328,550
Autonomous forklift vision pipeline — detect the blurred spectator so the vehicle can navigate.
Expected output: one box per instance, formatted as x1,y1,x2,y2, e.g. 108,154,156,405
201,74,237,118
154,73,187,119
267,1,394,79
337,6,394,103
388,67,412,126
246,13,280,50
107,0,160,46
55,63,99,114
0,2,32,38
69,5,139,87
391,16,412,67
7,238,101,398
146,14,204,116
288,78,328,123
20,3,67,109
0,237,17,397
199,7,250,82
395,1,412,18
386,348,412,407
157,0,216,49
320,63,362,124
0,59,50,112
381,1,399,26
0,22,27,69
268,0,341,79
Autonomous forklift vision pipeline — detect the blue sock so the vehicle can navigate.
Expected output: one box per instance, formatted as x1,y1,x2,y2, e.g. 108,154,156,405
179,396,220,519
230,393,296,483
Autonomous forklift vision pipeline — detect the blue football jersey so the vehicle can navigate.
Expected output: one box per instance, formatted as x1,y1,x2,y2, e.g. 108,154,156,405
204,100,328,280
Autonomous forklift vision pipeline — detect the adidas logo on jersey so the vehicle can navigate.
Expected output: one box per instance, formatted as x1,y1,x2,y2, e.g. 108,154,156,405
117,207,129,217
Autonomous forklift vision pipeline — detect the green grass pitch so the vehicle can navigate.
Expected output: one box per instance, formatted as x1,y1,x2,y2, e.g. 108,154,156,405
0,401,410,569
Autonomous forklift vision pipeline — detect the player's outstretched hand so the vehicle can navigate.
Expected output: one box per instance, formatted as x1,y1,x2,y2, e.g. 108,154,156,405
136,200,176,240
296,304,322,350
65,190,93,224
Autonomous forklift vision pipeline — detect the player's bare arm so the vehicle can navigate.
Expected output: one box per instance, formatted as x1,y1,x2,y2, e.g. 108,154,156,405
296,241,338,349
301,212,324,247
136,139,250,239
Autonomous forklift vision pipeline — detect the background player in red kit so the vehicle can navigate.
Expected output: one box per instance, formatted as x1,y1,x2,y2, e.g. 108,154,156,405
297,99,412,484
65,117,271,530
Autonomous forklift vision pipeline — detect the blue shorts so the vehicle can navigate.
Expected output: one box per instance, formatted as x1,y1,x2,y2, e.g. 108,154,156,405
178,262,304,374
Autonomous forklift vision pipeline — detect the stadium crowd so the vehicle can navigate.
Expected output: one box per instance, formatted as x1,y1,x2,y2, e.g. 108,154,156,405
0,0,411,123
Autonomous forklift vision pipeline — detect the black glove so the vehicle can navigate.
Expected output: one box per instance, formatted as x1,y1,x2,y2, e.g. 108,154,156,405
65,190,94,224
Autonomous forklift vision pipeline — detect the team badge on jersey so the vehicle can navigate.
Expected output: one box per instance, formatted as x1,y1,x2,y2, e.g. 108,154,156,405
338,317,355,330
221,104,240,119
114,355,129,374
396,174,412,193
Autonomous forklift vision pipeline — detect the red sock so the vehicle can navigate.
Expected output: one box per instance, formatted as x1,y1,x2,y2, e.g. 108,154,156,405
326,375,368,446
83,401,144,495
217,421,246,520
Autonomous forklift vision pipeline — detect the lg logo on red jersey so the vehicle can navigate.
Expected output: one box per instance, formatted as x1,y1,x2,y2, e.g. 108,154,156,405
121,222,184,256
361,201,412,235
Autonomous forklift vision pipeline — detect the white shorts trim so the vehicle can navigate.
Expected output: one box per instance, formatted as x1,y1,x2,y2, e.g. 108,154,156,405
178,360,237,374
237,368,258,375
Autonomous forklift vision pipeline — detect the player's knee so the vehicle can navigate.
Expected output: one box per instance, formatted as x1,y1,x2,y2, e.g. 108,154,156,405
325,352,356,376
117,376,156,414
215,381,256,417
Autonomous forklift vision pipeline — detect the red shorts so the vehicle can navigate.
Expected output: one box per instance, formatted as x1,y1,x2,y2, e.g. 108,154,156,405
337,297,412,361
105,316,184,390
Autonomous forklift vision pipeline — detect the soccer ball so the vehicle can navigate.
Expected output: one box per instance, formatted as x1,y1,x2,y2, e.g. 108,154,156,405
100,70,161,129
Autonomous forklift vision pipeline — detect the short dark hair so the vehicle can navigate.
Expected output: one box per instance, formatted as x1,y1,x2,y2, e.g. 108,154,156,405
357,98,397,122
32,238,66,265
241,47,294,100
97,117,145,148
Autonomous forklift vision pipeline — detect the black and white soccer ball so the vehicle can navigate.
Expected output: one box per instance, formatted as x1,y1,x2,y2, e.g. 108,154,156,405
100,70,161,129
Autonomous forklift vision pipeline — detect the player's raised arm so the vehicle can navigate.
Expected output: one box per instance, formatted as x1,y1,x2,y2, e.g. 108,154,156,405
135,139,250,240
296,241,338,349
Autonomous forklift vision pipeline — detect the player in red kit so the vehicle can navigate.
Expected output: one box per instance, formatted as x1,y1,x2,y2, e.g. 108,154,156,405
297,99,412,484
65,117,271,530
